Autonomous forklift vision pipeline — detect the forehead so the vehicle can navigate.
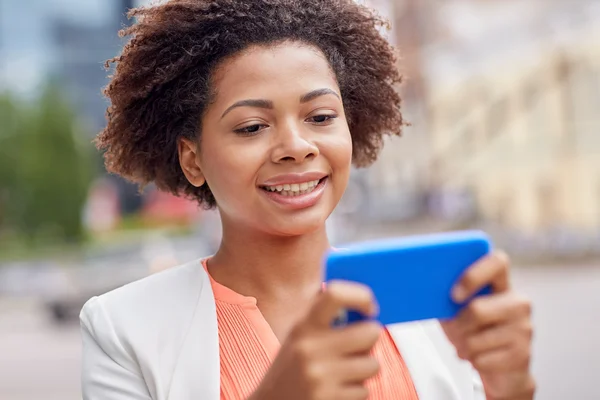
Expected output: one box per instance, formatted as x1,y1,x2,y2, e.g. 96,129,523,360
210,42,340,101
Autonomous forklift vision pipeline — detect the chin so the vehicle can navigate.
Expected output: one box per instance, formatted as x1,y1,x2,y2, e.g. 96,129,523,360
274,223,324,238
262,211,328,238
249,190,340,237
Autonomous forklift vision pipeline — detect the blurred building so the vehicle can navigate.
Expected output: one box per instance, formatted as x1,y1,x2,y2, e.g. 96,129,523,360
52,0,135,133
0,0,134,128
0,0,123,99
426,1,600,236
0,0,131,131
0,0,58,95
360,0,600,243
353,0,432,223
0,0,148,217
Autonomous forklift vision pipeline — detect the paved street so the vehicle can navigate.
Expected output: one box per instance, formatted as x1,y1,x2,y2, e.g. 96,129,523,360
0,263,598,400
0,301,81,400
514,264,600,400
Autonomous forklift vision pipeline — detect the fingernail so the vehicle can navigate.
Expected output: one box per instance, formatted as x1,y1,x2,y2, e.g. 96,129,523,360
452,286,467,303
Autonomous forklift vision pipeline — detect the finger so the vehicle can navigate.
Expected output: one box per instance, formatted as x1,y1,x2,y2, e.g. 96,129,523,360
327,356,380,383
335,385,370,400
455,292,532,333
309,281,378,329
472,342,532,372
452,251,511,303
325,321,382,355
459,320,533,360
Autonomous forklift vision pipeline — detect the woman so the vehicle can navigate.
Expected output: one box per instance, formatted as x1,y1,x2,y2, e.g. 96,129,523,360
82,1,535,399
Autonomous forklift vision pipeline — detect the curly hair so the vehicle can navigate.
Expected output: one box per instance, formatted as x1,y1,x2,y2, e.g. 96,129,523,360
96,0,404,208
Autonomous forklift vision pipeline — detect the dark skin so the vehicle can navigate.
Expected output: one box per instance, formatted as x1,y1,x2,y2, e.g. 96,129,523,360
180,42,352,340
179,41,535,400
443,252,536,399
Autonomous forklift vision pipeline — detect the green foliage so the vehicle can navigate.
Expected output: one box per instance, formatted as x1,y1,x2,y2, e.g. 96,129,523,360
0,85,94,245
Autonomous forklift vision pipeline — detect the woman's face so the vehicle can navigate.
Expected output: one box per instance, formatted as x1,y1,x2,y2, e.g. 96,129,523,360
180,42,352,237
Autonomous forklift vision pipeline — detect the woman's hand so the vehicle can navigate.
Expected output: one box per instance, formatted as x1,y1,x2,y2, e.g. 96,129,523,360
442,251,536,400
250,282,381,400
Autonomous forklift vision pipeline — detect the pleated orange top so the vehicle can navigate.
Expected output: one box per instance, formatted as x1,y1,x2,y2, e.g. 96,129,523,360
202,259,420,400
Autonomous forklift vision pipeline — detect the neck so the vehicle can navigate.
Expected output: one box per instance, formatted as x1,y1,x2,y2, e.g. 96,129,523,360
208,218,330,300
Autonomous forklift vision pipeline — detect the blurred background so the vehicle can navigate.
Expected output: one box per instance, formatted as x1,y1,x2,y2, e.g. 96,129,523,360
0,0,598,399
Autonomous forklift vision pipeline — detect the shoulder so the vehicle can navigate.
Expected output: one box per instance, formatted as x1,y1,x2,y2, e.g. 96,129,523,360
87,258,204,308
81,259,205,325
80,258,209,363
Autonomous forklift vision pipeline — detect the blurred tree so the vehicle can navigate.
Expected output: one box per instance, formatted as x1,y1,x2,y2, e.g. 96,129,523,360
0,94,21,229
0,85,94,244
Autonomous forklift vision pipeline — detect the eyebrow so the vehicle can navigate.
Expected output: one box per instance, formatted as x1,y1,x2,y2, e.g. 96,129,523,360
220,88,341,119
221,99,274,119
300,88,341,103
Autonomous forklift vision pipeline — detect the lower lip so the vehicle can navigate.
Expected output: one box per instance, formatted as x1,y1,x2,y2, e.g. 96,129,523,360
260,178,328,210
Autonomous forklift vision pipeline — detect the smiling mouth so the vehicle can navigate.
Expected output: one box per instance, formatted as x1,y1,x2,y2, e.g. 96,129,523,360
260,177,327,197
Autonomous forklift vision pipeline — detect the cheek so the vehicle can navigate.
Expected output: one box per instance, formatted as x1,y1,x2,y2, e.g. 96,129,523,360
320,131,352,201
342,136,353,166
200,144,257,203
325,130,353,171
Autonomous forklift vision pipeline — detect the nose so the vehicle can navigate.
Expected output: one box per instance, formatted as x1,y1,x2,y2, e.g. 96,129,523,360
271,121,319,164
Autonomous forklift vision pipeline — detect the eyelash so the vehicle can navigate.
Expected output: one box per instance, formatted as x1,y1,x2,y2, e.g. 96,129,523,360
309,114,338,125
233,114,338,136
234,124,266,136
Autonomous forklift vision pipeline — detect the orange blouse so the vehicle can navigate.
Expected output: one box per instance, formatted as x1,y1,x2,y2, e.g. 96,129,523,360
203,260,419,400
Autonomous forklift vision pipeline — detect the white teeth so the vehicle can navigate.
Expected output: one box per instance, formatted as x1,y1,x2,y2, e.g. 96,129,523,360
264,179,322,196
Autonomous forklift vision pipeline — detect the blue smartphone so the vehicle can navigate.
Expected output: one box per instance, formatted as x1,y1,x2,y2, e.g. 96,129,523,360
324,230,492,326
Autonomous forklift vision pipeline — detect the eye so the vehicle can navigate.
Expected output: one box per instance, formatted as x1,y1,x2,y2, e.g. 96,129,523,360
307,114,338,125
234,124,267,136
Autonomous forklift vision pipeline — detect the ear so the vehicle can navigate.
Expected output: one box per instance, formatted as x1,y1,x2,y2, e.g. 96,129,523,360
178,137,206,187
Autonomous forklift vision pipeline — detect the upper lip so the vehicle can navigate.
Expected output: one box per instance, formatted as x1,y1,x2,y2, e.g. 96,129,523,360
260,172,328,187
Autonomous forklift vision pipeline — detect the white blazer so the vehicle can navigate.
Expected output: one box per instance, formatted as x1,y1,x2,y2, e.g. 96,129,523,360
80,259,486,400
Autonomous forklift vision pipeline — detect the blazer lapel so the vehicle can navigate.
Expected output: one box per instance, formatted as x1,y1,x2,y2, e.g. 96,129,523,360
168,266,220,400
388,320,472,400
